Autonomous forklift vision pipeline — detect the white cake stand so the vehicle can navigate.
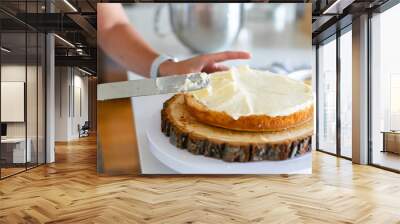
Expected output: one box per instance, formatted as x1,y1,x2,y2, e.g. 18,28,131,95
146,112,311,174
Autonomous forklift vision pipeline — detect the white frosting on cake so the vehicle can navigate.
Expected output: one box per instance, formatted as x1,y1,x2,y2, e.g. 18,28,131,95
178,73,209,92
190,66,313,120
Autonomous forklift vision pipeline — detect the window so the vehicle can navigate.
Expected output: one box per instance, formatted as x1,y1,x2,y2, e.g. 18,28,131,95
317,37,337,154
339,29,352,158
370,3,400,171
0,1,47,179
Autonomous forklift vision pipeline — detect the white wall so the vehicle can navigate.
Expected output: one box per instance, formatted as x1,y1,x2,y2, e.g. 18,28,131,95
55,67,70,141
1,65,39,138
1,65,26,134
54,67,89,141
1,65,26,144
1,64,46,164
69,73,89,139
1,82,25,122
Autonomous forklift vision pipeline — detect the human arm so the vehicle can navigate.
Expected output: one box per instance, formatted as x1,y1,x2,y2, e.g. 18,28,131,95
97,3,251,77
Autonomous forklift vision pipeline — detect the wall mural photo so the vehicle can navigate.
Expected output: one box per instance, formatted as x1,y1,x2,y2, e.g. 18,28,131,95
97,3,314,174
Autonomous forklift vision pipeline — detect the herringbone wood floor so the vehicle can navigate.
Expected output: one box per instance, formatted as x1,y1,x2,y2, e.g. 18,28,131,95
1,136,400,224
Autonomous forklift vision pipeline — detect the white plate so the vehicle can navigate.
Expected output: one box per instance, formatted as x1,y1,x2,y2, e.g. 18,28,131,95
145,111,311,174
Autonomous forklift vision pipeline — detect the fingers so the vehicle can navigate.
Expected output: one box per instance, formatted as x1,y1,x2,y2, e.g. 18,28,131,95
202,63,230,73
201,51,251,63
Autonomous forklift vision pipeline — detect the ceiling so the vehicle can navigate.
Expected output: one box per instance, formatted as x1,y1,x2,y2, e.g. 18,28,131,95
312,0,392,44
0,0,97,74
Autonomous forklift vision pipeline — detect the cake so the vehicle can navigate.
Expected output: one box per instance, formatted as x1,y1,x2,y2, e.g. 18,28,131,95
160,66,314,162
185,66,314,132
161,94,313,162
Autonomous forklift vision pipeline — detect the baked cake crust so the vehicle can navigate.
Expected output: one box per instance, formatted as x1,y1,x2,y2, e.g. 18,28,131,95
161,94,313,162
184,93,314,132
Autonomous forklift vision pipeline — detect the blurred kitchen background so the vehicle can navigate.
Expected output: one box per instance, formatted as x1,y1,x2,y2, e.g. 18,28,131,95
96,3,313,174
122,3,312,80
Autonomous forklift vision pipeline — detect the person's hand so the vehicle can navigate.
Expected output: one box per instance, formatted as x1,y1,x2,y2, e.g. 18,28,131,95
158,51,251,76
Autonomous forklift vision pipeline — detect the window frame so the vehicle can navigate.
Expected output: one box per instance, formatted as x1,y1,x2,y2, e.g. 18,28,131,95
367,0,400,173
0,1,48,180
315,24,352,161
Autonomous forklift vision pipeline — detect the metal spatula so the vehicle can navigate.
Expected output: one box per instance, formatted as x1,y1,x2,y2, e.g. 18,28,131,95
97,73,209,101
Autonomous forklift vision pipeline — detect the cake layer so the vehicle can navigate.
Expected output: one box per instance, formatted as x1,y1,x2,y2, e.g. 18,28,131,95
186,66,314,132
191,66,314,119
